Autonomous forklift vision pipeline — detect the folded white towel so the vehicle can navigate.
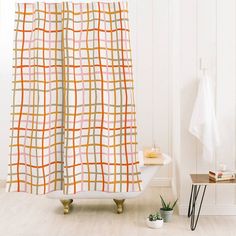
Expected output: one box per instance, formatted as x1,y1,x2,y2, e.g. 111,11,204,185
189,71,220,161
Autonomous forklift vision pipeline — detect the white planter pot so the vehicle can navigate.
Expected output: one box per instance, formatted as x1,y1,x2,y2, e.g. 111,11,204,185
146,218,163,229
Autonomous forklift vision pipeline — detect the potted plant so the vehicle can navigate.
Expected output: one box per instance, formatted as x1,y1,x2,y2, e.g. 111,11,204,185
146,212,163,229
159,195,178,222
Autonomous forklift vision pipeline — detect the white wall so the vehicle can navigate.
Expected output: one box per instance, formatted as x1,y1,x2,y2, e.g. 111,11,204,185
133,0,173,185
178,0,236,215
0,0,173,185
0,0,15,180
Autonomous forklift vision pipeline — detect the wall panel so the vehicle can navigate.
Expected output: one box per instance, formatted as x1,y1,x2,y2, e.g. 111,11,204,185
196,0,217,206
179,0,198,205
215,0,236,205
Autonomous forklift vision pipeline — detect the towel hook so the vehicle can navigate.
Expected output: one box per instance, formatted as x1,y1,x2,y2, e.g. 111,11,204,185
199,58,208,76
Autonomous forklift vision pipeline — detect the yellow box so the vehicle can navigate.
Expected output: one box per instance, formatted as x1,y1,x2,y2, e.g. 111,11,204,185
143,146,161,158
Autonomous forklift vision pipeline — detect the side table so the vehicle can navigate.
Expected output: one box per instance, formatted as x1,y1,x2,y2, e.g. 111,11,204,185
188,174,236,231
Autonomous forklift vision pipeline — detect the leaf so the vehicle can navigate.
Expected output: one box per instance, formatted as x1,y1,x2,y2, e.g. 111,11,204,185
160,195,167,208
171,199,178,209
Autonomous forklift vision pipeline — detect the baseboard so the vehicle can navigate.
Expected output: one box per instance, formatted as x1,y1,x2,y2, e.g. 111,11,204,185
151,177,172,187
179,204,236,216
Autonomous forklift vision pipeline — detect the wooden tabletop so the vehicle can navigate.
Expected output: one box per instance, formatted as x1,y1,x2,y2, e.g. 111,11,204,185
190,174,236,185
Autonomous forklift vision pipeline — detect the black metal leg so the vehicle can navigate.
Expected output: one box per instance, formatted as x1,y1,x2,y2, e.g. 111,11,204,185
187,185,194,217
188,185,201,217
187,184,207,231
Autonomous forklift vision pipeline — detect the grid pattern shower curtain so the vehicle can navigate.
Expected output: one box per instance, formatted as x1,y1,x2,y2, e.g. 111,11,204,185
7,1,141,194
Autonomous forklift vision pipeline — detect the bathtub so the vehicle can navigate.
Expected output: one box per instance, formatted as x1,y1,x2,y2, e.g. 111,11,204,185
47,153,171,214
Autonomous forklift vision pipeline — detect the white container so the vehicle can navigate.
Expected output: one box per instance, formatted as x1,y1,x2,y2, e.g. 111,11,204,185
146,218,163,229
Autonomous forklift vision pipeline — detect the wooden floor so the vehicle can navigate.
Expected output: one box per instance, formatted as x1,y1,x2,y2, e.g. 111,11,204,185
1,185,236,236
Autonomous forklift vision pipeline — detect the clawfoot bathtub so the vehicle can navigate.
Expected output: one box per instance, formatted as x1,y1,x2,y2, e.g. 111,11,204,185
47,154,171,214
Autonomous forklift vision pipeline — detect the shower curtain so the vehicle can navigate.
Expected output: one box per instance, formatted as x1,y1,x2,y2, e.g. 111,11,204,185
7,1,141,194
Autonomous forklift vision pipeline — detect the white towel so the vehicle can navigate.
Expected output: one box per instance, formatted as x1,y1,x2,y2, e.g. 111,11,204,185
189,72,220,161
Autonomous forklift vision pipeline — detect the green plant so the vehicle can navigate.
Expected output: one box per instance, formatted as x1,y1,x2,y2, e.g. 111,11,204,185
148,212,162,221
160,195,178,211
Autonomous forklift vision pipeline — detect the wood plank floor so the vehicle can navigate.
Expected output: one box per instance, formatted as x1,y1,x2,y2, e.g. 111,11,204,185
1,185,236,236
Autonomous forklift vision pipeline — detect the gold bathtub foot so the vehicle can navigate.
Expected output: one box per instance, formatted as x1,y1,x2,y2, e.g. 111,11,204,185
60,199,73,214
113,199,125,214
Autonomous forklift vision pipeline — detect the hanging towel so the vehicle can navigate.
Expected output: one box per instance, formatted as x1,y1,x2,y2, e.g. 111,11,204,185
189,71,220,161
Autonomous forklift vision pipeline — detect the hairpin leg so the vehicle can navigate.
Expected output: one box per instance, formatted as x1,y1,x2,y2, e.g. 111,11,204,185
60,199,73,214
187,185,207,231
